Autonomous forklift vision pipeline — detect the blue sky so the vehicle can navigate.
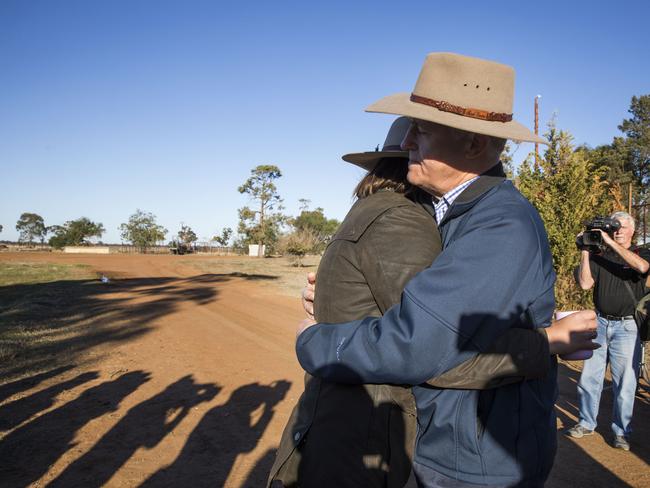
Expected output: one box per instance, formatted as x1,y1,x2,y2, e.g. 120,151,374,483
2,0,649,243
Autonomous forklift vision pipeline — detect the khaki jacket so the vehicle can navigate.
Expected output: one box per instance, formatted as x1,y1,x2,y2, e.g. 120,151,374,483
269,191,548,488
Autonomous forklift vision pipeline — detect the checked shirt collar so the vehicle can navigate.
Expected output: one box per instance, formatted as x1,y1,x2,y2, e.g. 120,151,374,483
433,176,479,223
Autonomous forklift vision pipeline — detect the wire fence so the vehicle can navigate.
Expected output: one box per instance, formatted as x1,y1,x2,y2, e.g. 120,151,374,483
109,245,169,254
109,244,239,255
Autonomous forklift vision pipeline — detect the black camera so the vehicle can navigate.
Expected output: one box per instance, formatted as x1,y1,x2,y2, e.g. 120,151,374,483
576,216,621,253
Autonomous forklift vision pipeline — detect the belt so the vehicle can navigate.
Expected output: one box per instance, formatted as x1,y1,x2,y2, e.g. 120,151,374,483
597,312,634,321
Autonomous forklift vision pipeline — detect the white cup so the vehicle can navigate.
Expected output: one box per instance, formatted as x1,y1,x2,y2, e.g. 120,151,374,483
555,311,594,360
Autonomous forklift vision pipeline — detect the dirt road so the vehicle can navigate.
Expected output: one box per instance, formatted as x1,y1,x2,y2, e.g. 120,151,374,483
0,252,648,487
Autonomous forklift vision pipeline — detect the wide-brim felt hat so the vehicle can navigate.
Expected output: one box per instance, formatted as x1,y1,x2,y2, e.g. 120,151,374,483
342,117,410,171
366,52,547,145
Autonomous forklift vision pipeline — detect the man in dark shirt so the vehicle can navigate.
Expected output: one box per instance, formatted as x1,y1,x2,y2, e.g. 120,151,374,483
567,211,650,451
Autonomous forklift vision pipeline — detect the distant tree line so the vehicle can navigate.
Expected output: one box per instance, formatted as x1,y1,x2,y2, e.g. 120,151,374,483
10,210,168,252
13,213,105,248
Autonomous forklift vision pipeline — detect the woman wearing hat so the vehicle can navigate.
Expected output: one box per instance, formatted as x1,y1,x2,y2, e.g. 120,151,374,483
267,117,554,488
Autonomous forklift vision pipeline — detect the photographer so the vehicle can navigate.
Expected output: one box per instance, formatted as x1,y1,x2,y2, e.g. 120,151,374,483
566,211,649,451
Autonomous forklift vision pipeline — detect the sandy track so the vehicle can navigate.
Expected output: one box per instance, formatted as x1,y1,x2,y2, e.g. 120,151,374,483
0,252,648,487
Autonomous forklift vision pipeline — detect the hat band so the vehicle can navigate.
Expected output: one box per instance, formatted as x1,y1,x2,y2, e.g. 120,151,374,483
410,94,513,123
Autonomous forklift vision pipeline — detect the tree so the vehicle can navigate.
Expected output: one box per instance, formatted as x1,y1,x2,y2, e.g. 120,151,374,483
576,140,629,184
48,217,105,249
518,121,614,309
292,205,340,253
298,198,311,211
237,165,286,256
212,227,232,247
177,225,197,246
119,210,167,252
16,212,47,245
618,94,650,203
278,229,320,267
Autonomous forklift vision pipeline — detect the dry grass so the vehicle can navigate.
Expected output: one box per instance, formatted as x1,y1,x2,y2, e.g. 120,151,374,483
182,255,321,297
0,262,94,287
0,262,96,363
0,263,117,380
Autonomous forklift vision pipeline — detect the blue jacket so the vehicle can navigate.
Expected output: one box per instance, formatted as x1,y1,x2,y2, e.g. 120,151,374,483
296,165,558,485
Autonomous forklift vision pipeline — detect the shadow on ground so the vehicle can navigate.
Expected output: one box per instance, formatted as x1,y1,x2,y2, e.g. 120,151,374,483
0,273,277,380
0,365,74,404
2,359,648,487
47,375,221,487
142,380,290,487
0,370,151,487
548,361,650,487
0,369,289,488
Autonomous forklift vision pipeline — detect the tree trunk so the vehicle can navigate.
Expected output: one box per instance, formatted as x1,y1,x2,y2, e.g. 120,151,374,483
258,199,265,257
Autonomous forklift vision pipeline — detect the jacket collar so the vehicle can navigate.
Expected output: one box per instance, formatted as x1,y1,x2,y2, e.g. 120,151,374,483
414,192,436,218
439,162,506,226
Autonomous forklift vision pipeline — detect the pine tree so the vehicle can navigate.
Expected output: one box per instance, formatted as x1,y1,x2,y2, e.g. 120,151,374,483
619,95,650,203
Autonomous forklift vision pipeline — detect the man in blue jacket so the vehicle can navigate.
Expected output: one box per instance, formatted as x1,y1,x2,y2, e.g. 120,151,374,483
295,53,598,487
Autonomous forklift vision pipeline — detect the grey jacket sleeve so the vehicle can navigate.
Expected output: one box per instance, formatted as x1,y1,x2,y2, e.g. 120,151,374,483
361,206,550,390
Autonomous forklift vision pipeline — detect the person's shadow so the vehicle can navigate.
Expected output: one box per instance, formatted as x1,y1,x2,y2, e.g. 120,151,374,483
0,365,74,404
0,371,99,431
0,371,150,488
47,375,220,488
142,380,290,487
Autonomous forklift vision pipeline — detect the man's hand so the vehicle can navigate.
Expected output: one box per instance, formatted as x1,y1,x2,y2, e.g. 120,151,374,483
301,272,316,319
594,229,616,248
546,310,600,356
595,229,650,273
297,272,317,339
297,317,317,339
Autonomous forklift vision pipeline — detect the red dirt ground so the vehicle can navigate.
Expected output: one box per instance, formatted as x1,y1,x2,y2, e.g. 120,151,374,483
0,252,648,487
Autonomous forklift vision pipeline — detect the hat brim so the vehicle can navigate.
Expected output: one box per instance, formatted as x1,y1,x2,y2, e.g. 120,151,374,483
366,93,547,145
342,150,408,172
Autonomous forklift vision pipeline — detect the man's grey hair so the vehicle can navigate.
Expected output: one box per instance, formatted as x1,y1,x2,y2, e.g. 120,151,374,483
611,211,635,229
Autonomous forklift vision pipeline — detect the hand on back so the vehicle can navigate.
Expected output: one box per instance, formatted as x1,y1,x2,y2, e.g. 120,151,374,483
297,272,317,338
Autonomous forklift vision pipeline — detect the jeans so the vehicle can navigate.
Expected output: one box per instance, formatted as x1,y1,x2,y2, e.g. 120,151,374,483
577,314,641,437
